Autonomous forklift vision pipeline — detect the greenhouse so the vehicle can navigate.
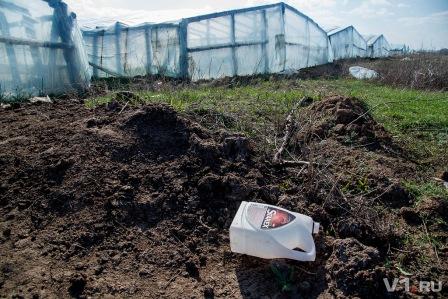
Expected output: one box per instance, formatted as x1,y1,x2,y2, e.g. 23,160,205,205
0,1,397,96
0,0,90,97
365,34,390,58
327,26,367,60
390,44,410,56
81,2,333,81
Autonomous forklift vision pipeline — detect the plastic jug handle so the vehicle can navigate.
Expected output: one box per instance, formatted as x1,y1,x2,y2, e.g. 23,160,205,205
281,234,316,262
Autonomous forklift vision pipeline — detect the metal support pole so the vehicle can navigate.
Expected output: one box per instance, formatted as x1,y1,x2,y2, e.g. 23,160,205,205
48,0,85,90
0,36,71,48
350,26,354,58
261,10,269,74
0,12,21,86
48,13,59,89
144,26,153,75
123,28,129,75
114,22,122,75
92,34,99,77
178,20,188,78
305,18,310,67
279,3,286,71
230,13,237,76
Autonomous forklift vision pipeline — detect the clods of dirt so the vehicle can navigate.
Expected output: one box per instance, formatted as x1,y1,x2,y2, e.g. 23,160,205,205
0,100,269,298
0,96,445,298
325,238,385,297
294,96,392,149
416,197,448,223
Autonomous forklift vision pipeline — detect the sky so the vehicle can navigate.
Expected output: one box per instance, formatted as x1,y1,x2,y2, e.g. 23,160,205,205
65,0,448,50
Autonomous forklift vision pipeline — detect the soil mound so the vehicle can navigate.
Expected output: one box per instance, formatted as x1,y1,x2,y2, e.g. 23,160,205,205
0,98,445,298
120,106,191,159
0,101,272,298
279,97,415,248
295,96,392,149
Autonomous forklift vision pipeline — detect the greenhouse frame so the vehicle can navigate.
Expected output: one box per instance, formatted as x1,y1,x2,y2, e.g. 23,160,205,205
81,2,333,81
327,26,367,60
365,34,390,58
0,0,90,96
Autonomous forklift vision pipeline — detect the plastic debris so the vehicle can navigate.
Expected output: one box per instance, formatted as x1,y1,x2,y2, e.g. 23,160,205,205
230,201,320,261
29,96,52,104
349,66,379,80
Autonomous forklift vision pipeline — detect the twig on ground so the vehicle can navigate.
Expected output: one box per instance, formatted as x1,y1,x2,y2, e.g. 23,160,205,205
163,269,182,289
199,215,212,230
277,160,310,167
422,219,440,265
273,99,303,163
119,101,129,114
172,233,195,255
390,247,412,254
295,266,317,275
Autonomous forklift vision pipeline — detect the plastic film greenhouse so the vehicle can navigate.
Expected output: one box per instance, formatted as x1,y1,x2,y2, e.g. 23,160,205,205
327,26,367,60
0,0,90,96
0,1,397,96
81,2,333,81
365,34,390,58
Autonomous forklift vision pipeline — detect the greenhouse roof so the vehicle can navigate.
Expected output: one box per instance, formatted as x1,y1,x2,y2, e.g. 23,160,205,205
365,35,383,45
82,20,180,35
327,26,353,36
81,2,328,36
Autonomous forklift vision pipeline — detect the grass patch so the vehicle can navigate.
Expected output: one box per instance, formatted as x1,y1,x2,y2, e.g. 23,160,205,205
86,82,311,142
300,79,448,167
86,77,448,169
404,181,448,204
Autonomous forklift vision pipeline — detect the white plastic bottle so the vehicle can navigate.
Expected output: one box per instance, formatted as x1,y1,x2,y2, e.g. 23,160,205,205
229,201,320,261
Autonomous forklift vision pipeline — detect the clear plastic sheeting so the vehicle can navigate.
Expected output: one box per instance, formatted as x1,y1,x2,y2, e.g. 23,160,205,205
0,0,91,97
349,66,378,80
327,26,367,60
365,34,390,58
82,22,181,78
82,2,332,81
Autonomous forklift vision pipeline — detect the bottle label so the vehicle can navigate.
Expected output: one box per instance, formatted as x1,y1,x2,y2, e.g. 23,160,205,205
247,203,295,230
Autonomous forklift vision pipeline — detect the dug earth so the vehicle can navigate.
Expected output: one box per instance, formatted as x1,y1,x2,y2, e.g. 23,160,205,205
0,96,446,298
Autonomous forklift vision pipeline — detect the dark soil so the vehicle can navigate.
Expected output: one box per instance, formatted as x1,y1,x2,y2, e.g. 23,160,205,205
0,97,446,298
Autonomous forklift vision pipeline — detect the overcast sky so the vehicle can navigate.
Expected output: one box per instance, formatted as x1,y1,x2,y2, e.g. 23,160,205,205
65,0,448,50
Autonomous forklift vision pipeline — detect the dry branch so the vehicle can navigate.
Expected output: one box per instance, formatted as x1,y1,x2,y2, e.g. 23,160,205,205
273,98,303,163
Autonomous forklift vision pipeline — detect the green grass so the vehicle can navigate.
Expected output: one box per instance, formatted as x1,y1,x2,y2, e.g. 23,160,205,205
298,79,448,168
86,77,448,165
87,78,448,132
311,80,448,143
86,81,311,141
404,181,448,204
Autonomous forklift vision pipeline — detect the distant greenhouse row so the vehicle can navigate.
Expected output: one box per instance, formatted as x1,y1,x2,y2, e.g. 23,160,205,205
327,27,409,60
0,1,409,97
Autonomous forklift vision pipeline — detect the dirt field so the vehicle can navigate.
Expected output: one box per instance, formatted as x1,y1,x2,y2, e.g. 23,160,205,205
0,96,446,298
